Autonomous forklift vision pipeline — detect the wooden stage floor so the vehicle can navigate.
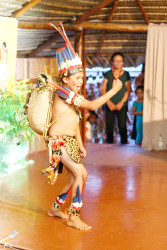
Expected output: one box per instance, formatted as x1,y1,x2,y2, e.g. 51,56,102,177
0,143,167,250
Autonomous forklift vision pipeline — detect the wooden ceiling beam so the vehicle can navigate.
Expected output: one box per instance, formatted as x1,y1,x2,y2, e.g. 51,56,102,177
17,51,146,58
51,39,146,45
74,32,82,54
20,17,148,57
125,55,136,67
107,0,119,23
18,22,148,31
93,57,102,67
96,31,106,56
73,22,148,32
87,57,94,67
12,0,43,18
74,0,114,24
26,33,60,57
86,52,145,56
97,0,119,56
136,0,149,24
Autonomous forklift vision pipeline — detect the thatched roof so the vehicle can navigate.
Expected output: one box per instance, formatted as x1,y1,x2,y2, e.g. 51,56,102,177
1,0,167,67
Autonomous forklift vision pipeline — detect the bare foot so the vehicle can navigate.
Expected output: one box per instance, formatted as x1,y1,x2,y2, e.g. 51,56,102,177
48,208,68,219
67,215,92,230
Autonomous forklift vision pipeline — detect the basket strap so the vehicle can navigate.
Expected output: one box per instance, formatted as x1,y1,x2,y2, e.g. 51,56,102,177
43,106,70,139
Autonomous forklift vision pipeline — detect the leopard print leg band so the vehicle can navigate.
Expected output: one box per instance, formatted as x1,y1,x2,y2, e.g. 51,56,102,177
69,207,81,216
53,199,62,210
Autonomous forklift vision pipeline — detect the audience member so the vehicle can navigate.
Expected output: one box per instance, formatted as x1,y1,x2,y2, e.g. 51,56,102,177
87,84,96,101
132,63,145,140
131,85,144,145
135,63,145,87
85,111,98,142
101,52,132,144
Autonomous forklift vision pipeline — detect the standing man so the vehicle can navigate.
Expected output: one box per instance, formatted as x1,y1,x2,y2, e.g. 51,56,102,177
101,52,132,144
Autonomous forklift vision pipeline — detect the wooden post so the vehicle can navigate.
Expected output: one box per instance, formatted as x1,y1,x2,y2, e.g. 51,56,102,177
75,30,86,144
81,30,86,144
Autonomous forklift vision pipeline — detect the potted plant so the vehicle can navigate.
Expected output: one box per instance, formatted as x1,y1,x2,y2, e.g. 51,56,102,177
0,79,34,174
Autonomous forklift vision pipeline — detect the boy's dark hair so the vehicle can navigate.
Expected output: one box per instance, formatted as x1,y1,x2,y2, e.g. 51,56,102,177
135,85,144,94
111,52,124,62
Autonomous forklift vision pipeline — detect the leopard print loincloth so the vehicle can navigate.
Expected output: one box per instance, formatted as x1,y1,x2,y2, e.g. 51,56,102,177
64,136,82,164
41,135,82,185
48,135,82,165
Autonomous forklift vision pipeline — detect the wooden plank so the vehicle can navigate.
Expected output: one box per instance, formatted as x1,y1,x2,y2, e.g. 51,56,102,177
18,22,148,31
12,0,43,18
136,0,149,24
74,0,114,24
15,58,58,79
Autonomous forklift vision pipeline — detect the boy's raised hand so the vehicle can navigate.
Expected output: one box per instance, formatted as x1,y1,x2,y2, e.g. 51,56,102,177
113,78,122,92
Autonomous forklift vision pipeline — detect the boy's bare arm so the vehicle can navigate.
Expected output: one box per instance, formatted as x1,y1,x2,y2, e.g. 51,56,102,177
80,79,122,111
46,75,122,110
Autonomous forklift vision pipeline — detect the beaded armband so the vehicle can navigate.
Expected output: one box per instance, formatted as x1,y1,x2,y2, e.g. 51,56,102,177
66,93,84,107
73,94,84,107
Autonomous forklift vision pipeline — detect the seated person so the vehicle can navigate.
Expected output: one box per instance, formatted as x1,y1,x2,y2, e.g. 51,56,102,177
85,111,98,142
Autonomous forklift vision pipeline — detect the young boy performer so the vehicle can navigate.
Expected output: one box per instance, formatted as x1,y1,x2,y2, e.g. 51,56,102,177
41,23,122,230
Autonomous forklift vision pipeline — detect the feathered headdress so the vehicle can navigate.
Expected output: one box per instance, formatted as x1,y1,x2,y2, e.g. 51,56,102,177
48,22,83,78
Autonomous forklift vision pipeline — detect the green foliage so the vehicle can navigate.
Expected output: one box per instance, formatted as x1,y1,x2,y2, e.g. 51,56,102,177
0,137,9,173
0,79,34,144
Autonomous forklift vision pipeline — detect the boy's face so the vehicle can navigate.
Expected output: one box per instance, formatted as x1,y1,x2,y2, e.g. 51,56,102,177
63,71,84,94
136,89,144,100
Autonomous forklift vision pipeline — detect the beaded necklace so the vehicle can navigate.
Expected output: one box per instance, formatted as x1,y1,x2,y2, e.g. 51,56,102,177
111,68,123,81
